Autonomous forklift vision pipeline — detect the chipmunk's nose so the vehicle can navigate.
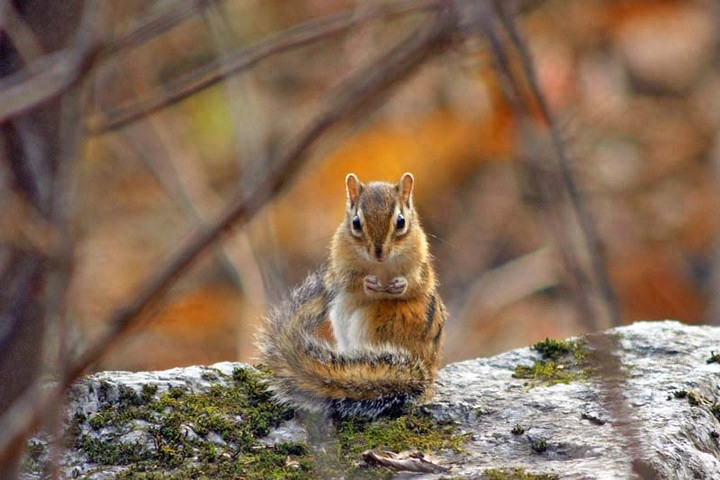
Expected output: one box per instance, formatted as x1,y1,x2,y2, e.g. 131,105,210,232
374,244,384,261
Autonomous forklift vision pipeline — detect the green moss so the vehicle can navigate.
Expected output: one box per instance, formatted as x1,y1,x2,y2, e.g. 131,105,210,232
298,406,466,478
118,384,146,406
141,384,158,403
511,424,525,435
166,386,186,400
484,467,558,480
707,351,720,364
302,408,468,479
671,389,707,407
80,436,151,466
672,390,688,400
72,367,304,479
670,389,720,423
336,409,466,456
88,413,108,430
22,439,47,475
69,367,466,479
530,439,547,453
531,338,572,360
26,440,46,463
513,360,577,384
513,338,589,386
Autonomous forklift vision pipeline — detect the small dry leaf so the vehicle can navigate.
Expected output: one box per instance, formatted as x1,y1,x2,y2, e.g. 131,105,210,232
361,449,450,474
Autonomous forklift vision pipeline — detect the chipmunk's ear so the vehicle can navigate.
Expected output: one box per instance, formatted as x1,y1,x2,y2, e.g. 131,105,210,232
345,173,362,209
398,172,414,208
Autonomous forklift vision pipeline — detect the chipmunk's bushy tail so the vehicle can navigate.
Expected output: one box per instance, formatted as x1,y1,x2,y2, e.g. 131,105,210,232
255,270,430,418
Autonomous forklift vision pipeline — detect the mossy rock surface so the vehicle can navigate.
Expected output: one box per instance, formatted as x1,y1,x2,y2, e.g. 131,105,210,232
20,321,720,479
21,363,466,479
427,321,720,478
511,338,590,386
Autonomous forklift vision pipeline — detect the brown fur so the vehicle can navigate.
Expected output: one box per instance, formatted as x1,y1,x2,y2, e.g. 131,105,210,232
256,173,445,418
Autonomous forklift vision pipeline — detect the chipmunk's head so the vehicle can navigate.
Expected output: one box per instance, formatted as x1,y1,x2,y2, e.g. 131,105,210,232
343,172,418,263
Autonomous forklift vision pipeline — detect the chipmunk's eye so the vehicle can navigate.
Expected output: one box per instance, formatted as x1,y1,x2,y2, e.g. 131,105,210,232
395,214,405,230
352,215,362,232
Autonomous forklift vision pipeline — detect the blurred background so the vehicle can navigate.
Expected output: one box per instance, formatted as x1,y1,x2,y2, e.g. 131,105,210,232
66,0,720,371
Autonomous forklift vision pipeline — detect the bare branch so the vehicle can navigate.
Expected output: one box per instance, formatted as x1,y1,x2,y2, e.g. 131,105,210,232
478,5,597,331
0,2,106,475
0,5,458,462
0,0,44,62
104,0,220,55
0,0,226,124
105,44,269,339
485,5,649,477
200,1,273,327
495,2,621,327
0,52,88,122
87,0,442,133
72,4,456,377
455,247,559,326
44,83,84,480
0,2,105,123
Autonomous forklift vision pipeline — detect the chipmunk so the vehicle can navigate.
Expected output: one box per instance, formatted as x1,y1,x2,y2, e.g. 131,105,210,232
256,172,445,418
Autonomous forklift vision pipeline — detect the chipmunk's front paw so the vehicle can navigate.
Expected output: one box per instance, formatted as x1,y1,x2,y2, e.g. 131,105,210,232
386,276,408,295
364,275,384,295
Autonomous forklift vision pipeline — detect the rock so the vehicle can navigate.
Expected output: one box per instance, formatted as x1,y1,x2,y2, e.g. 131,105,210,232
430,320,720,479
20,321,720,479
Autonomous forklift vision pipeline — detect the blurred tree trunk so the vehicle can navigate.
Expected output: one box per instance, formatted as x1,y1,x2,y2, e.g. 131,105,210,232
0,0,84,477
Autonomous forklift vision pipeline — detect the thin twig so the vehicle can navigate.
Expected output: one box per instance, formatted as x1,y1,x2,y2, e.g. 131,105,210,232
106,47,269,341
0,0,214,123
103,0,220,55
200,0,270,177
488,5,650,477
0,5,457,463
0,5,104,123
39,12,106,468
479,5,598,331
87,0,442,133
495,1,621,327
455,247,559,326
71,4,455,379
45,83,84,480
0,0,44,62
106,43,248,288
201,1,272,351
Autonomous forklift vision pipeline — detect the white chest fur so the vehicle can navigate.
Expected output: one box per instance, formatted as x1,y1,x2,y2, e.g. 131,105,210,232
329,293,372,353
